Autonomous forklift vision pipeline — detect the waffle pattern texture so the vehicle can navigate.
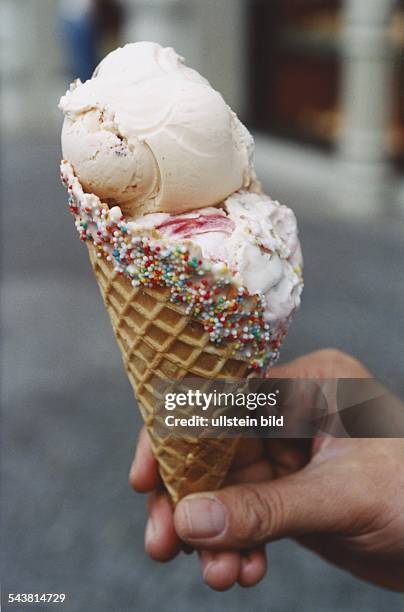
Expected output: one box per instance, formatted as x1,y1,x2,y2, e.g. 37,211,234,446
88,244,249,502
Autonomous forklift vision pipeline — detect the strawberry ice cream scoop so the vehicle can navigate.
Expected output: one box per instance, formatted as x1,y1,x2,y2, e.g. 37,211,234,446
126,191,303,334
61,159,303,369
127,207,234,262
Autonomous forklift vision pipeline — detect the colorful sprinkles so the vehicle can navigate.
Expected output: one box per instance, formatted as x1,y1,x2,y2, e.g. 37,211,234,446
60,161,287,371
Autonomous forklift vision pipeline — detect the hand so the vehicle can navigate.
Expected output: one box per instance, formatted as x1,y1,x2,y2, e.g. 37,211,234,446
130,350,404,592
131,427,283,590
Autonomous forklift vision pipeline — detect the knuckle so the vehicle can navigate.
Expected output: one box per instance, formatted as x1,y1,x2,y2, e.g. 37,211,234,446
315,349,369,378
320,348,346,363
327,349,366,374
236,485,285,544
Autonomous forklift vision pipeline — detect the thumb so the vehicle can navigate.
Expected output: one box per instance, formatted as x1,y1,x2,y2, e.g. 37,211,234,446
174,463,354,549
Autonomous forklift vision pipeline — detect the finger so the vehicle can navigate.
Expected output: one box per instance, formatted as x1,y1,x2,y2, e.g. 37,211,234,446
226,459,275,485
267,349,371,379
230,438,264,470
264,439,311,476
129,427,160,493
174,462,356,550
238,547,267,588
199,550,241,591
145,491,182,561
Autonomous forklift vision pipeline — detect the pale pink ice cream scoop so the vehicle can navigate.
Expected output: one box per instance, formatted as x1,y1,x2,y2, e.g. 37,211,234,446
124,191,303,332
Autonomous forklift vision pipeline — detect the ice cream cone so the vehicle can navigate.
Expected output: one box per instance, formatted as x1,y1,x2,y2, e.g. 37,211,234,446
87,244,248,503
59,42,303,504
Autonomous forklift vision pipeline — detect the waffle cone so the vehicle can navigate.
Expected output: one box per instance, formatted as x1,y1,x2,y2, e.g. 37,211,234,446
87,244,251,503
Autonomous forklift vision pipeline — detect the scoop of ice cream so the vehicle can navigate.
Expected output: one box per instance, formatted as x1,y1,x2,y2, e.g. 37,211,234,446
59,41,254,216
131,207,235,262
127,191,303,330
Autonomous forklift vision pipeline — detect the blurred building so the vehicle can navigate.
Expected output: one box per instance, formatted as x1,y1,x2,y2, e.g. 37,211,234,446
1,0,403,219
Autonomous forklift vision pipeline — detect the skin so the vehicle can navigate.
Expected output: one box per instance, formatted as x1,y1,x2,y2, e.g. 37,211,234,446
129,350,404,592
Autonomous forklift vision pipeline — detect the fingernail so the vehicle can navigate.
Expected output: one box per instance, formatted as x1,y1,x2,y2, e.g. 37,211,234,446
145,516,155,547
202,561,216,584
200,551,215,583
176,496,226,539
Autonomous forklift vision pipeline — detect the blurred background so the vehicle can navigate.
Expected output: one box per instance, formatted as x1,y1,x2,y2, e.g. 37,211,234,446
1,1,404,611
